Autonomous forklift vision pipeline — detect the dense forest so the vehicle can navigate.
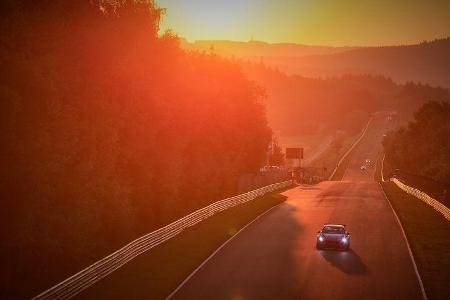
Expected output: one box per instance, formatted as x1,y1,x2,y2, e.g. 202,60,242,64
242,62,450,137
0,1,271,298
188,37,450,88
286,38,450,88
384,101,450,184
186,37,450,88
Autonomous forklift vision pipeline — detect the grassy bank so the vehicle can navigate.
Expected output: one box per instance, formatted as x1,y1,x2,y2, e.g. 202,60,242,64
329,141,359,181
375,155,384,182
328,118,375,181
328,131,365,181
75,186,292,300
309,131,359,179
382,157,449,207
378,160,450,299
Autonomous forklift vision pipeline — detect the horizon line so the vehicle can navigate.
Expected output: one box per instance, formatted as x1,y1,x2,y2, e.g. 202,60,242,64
172,35,450,49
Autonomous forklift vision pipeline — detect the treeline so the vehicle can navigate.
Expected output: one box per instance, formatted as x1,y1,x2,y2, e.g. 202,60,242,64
383,101,450,184
255,37,450,88
180,39,357,58
0,1,270,298
242,62,450,137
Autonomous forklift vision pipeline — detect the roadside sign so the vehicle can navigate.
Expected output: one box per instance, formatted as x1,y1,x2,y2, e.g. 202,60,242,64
286,147,303,159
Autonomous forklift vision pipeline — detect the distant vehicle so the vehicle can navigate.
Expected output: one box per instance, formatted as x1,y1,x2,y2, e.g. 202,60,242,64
365,159,372,166
316,224,350,250
382,134,387,138
360,165,367,171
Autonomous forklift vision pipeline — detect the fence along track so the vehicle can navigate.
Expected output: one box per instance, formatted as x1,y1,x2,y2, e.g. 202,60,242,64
32,180,292,300
391,178,450,222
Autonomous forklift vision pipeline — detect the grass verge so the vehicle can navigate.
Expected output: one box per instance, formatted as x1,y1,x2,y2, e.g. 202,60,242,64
329,133,365,181
309,132,358,179
380,176,450,299
375,154,383,182
75,186,292,300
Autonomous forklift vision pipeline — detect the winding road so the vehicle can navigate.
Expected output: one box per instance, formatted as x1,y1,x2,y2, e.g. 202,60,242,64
169,113,424,300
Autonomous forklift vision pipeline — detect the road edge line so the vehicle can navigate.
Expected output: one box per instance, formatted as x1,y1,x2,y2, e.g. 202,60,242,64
378,182,428,300
165,201,285,299
329,117,372,181
380,153,386,182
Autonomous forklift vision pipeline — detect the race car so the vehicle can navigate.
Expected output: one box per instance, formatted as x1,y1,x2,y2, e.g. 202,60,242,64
316,224,350,250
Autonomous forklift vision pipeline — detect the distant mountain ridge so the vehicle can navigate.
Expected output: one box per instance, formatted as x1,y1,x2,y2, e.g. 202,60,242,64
181,38,450,88
179,39,359,58
283,38,450,87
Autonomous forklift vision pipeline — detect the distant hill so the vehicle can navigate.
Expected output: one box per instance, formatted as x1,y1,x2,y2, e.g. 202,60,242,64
241,63,450,137
279,38,450,87
179,39,357,59
182,38,450,88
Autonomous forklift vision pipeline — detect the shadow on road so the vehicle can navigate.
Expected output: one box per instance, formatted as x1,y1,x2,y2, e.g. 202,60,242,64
168,198,308,300
319,249,368,275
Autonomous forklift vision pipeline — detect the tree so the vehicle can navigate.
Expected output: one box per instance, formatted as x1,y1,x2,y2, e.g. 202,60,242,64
268,137,285,166
384,101,450,183
0,1,271,298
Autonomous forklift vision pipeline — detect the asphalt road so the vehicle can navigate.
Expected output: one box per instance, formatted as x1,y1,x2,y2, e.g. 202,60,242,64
170,114,423,300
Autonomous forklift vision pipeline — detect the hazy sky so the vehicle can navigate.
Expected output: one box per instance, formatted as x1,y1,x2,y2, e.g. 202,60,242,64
157,0,450,46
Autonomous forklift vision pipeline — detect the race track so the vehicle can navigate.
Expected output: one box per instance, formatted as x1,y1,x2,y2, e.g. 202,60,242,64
170,114,423,300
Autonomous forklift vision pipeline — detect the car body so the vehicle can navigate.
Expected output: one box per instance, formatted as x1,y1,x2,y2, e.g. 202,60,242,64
316,224,350,250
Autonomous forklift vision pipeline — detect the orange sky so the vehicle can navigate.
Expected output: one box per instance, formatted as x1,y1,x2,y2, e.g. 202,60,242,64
157,0,450,46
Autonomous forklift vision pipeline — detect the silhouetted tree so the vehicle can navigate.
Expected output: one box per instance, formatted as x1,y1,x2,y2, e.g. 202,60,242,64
384,101,450,183
0,1,271,298
268,137,285,166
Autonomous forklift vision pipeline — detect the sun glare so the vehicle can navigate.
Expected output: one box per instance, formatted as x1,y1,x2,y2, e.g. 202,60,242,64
159,0,450,46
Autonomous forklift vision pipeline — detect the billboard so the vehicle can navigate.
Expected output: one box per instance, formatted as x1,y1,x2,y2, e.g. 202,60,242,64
286,147,303,159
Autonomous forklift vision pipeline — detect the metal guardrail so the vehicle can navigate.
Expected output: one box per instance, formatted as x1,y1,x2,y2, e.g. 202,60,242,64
32,180,292,300
391,178,450,222
328,117,373,180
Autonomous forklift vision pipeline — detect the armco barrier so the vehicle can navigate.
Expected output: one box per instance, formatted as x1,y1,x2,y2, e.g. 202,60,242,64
32,180,292,300
391,178,450,222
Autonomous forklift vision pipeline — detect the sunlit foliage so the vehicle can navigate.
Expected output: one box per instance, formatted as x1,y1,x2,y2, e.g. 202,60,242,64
0,1,270,298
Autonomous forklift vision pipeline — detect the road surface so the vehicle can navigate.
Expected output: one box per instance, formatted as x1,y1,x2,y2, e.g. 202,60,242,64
170,114,423,300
